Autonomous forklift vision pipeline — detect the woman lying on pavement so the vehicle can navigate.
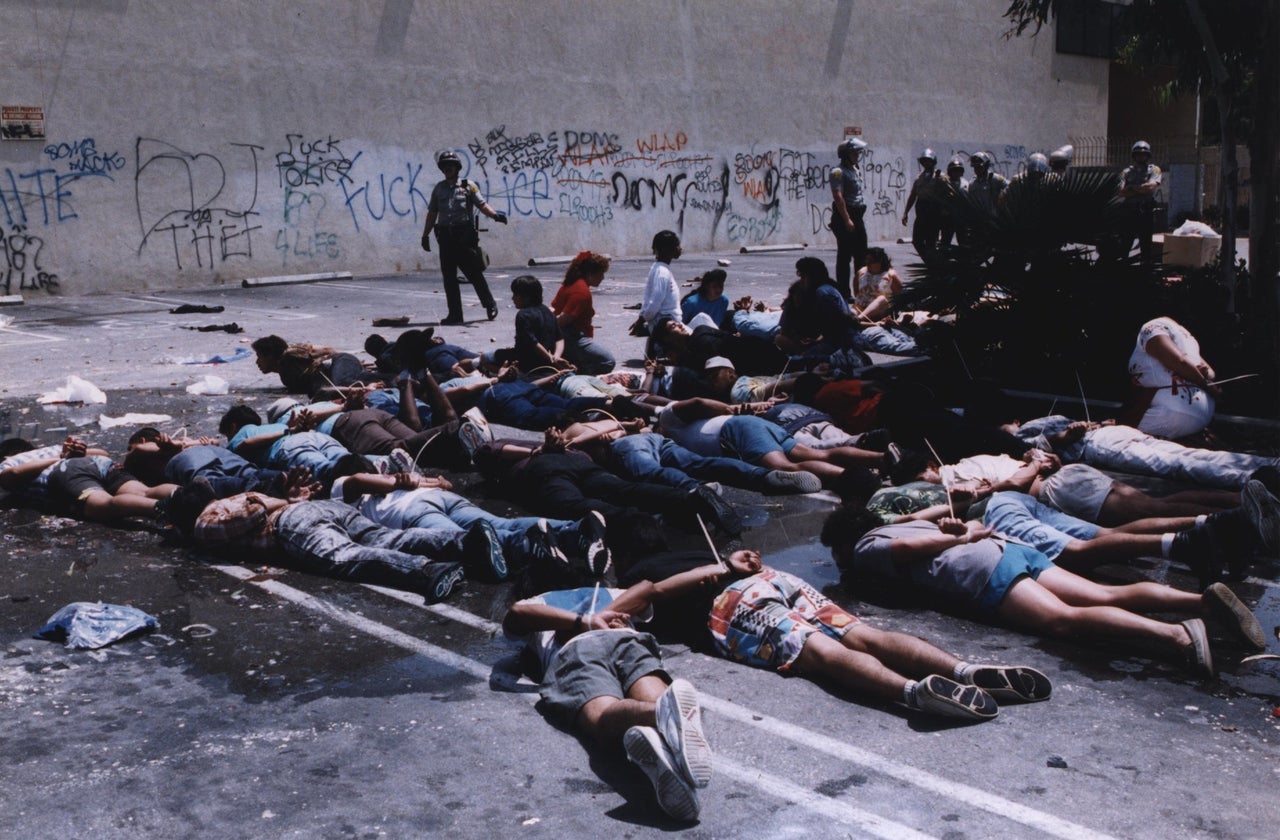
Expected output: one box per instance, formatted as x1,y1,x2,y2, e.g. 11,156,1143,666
819,508,1267,679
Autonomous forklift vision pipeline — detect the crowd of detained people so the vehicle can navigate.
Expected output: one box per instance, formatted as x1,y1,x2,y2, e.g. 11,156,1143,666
4,232,1278,824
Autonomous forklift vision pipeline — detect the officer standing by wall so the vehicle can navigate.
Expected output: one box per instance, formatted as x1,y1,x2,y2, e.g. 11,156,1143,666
965,151,1008,219
939,156,969,248
830,137,868,301
420,150,507,325
901,148,942,261
1118,140,1162,262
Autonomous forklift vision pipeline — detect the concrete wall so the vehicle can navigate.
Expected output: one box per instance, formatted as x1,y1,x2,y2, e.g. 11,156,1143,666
0,0,1109,297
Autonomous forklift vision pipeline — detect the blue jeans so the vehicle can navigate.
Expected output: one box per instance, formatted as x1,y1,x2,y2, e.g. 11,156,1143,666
398,490,578,565
270,432,351,482
732,309,781,341
983,491,1098,561
164,445,283,498
561,326,616,375
274,500,462,593
1083,425,1278,490
610,434,770,491
849,325,921,355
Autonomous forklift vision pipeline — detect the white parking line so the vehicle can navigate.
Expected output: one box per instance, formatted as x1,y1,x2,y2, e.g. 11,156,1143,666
217,564,1118,839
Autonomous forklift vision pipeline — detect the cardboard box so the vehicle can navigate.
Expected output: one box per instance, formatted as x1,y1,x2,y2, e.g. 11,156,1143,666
1161,234,1221,267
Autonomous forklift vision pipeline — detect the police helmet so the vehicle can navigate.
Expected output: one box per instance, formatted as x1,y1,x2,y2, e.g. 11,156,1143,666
436,150,462,172
1131,140,1152,157
918,148,937,166
1026,153,1049,175
947,156,965,175
971,151,992,171
1049,145,1073,170
838,137,868,159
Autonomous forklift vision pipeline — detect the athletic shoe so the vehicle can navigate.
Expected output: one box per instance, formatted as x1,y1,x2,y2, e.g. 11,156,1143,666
575,511,611,577
1202,582,1266,652
964,665,1053,703
1240,480,1280,556
457,407,494,464
523,519,568,574
1248,466,1280,498
691,484,742,537
1168,522,1221,588
385,448,418,476
486,304,499,321
655,679,713,789
623,726,701,823
763,469,822,494
1180,618,1215,679
421,562,465,603
911,675,998,721
461,520,508,583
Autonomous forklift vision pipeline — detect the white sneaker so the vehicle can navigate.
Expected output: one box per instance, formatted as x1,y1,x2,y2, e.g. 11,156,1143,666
457,407,494,463
655,678,712,788
623,726,700,822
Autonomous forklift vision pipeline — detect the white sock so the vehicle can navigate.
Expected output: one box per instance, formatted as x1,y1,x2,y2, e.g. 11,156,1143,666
1160,533,1176,557
903,680,918,707
1194,515,1208,526
953,662,976,683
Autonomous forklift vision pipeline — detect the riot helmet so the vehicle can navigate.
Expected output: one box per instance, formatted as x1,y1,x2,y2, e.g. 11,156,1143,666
436,150,463,173
1131,140,1151,159
1026,153,1049,175
1049,145,1073,172
918,148,937,168
946,156,965,177
838,137,868,161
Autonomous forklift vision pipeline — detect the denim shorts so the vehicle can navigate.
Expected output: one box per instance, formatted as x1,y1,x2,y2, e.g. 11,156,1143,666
983,492,1099,561
977,543,1055,611
720,416,797,463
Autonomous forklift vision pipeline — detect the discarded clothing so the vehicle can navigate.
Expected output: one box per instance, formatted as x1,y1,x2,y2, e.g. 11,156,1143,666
34,602,159,649
170,304,225,314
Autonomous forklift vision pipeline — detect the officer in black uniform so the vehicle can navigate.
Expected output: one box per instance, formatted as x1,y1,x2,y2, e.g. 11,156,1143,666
901,148,943,261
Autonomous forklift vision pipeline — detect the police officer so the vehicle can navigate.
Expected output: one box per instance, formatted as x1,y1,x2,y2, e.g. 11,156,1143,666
901,148,943,260
1118,140,1162,261
830,137,868,300
939,156,968,248
420,150,507,325
965,151,1008,218
1048,145,1073,176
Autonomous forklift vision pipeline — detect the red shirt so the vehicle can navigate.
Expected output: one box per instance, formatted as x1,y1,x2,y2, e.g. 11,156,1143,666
551,279,595,337
811,380,883,434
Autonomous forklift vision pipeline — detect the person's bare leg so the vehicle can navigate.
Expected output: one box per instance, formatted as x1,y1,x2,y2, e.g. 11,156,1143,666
83,490,158,524
791,442,883,468
1098,484,1233,526
1036,566,1201,612
841,623,961,680
996,575,1191,647
117,479,179,500
756,451,843,485
575,673,667,745
1053,533,1167,573
1110,515,1198,534
792,632,909,704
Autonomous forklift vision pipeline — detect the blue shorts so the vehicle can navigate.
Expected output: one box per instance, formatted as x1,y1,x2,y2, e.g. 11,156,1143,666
977,543,1055,611
720,416,797,464
983,492,1099,561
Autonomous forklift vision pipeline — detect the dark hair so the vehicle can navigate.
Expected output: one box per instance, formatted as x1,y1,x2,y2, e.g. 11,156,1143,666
218,404,262,438
605,509,670,571
828,468,884,507
364,333,389,358
510,275,543,305
795,257,832,286
251,335,288,357
652,230,680,255
865,247,891,269
127,427,163,447
694,269,726,292
888,449,933,487
792,373,826,406
331,453,376,480
0,438,36,458
394,329,431,368
562,251,611,285
819,507,886,568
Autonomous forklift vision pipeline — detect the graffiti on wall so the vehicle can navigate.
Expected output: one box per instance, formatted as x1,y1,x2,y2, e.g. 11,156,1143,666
1,224,59,295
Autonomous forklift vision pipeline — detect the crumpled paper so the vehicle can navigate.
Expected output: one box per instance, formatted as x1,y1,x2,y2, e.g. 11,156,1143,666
98,412,173,429
186,375,229,395
38,375,107,405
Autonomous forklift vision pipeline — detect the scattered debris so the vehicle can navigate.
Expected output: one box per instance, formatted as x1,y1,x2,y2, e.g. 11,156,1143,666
170,304,225,314
34,602,159,649
38,376,107,405
181,623,217,638
372,316,410,327
186,375,229,396
99,412,173,429
1046,755,1068,769
183,323,244,334
717,258,732,266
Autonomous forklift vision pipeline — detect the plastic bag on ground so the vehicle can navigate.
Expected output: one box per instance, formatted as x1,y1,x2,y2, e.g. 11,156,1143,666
186,375,229,395
38,375,107,405
1170,220,1220,238
34,602,159,649
99,412,173,429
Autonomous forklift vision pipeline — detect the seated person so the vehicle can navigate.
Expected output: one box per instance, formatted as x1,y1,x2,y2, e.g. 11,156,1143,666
777,257,920,357
472,431,742,536
821,510,1267,678
551,251,616,375
503,584,712,822
609,527,1048,722
680,269,729,330
252,334,381,397
1120,316,1218,439
851,247,904,325
193,490,486,602
486,276,570,374
332,471,610,582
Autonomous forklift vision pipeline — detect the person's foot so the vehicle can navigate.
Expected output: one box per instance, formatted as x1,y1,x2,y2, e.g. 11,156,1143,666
421,562,466,603
1201,582,1266,652
486,304,499,321
691,484,742,537
461,520,508,582
962,665,1053,703
910,675,998,721
456,408,494,464
1168,520,1223,588
164,477,217,536
623,726,701,822
763,469,822,494
655,678,713,789
574,511,611,577
439,315,465,326
1240,479,1280,556
1248,465,1280,497
384,448,417,476
523,519,569,573
1179,617,1215,679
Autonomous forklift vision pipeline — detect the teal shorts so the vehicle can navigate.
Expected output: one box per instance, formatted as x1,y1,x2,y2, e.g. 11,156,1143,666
977,542,1054,611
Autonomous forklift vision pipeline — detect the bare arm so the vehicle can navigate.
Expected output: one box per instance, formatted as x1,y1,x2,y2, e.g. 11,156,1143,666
1144,334,1217,391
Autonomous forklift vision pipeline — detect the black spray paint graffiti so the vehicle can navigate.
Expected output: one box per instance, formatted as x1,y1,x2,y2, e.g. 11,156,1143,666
1,225,60,295
135,139,264,271
275,134,356,188
861,150,908,218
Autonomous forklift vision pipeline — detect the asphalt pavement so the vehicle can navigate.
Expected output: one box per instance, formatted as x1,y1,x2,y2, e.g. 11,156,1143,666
2,241,1279,840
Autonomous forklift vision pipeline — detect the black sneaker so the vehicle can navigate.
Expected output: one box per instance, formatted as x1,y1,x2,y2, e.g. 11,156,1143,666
575,511,611,577
422,562,465,603
1240,480,1280,556
439,315,466,326
523,519,569,575
1168,521,1222,588
486,304,499,321
1248,466,1280,498
691,485,742,537
461,520,508,582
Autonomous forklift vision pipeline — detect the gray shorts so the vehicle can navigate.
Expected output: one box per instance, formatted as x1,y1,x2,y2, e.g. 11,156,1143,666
539,630,668,729
1038,463,1115,523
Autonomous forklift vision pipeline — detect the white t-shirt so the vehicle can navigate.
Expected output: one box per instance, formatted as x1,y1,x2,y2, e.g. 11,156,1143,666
640,261,681,329
1128,317,1214,438
657,407,730,457
330,478,436,529
940,454,1023,487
